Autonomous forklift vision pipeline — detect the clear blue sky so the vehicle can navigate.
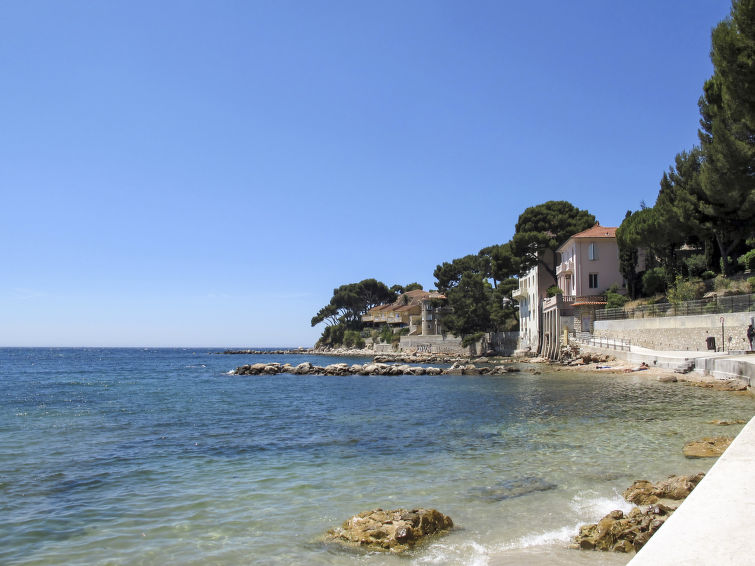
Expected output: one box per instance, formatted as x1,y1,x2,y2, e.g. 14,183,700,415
1,1,731,347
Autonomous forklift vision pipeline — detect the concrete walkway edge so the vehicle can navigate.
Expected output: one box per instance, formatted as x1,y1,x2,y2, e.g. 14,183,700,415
627,416,755,565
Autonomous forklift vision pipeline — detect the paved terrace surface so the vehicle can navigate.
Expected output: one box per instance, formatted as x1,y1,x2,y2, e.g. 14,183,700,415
580,340,755,384
627,416,755,566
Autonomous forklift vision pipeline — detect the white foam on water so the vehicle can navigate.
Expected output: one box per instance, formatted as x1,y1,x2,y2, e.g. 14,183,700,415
569,489,634,521
412,540,490,566
500,524,578,550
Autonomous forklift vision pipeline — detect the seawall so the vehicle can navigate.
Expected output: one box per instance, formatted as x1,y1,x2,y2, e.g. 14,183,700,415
594,312,754,352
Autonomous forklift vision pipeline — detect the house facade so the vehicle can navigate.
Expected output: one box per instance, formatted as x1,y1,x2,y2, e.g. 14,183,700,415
512,257,556,352
540,223,623,358
362,289,446,336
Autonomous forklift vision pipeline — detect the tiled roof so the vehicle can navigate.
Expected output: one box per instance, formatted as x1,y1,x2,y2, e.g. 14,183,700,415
572,299,608,306
365,289,446,315
569,223,617,239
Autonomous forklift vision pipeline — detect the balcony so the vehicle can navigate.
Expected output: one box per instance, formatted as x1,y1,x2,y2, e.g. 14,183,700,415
512,287,526,300
556,257,574,276
542,294,576,310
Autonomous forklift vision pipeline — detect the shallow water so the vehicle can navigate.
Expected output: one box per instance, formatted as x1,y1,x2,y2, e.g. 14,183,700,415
1,348,752,565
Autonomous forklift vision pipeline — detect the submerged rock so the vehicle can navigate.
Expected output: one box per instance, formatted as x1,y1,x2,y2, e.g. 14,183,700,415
324,508,453,553
683,437,733,458
469,476,557,501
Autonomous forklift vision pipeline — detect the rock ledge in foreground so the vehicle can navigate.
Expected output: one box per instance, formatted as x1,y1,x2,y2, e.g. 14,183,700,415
324,508,453,553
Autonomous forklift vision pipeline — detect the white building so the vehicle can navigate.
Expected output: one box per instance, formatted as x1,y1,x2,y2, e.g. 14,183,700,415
512,263,555,352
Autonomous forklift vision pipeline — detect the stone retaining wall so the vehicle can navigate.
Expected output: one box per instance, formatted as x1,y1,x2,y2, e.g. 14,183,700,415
594,312,755,352
398,332,519,356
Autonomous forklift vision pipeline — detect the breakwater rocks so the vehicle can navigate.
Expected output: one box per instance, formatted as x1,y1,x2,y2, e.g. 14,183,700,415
230,361,522,377
572,473,704,553
221,348,310,355
324,508,453,553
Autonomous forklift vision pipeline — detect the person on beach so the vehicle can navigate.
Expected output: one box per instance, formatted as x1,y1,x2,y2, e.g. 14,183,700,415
747,323,754,350
624,362,649,373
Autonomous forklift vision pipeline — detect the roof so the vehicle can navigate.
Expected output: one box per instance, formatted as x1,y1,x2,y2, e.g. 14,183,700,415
569,223,617,239
365,289,446,315
557,223,617,253
572,299,608,306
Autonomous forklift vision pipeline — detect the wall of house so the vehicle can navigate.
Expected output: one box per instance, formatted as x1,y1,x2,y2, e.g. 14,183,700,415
575,239,622,296
594,312,755,352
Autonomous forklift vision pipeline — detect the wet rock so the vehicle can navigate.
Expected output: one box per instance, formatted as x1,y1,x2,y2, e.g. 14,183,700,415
571,504,674,553
683,437,733,458
623,473,705,504
324,508,453,553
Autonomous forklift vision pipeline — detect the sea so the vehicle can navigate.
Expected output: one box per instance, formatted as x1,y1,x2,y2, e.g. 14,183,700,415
1,347,753,566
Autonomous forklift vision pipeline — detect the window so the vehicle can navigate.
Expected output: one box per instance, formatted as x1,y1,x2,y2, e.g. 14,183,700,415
588,243,598,260
589,273,599,289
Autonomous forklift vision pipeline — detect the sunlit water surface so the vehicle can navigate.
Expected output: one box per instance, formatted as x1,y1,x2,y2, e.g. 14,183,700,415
1,348,752,566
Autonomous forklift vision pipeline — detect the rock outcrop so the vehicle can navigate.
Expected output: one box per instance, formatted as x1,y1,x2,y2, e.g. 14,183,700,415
572,504,674,553
622,473,705,505
682,437,733,458
324,508,453,553
574,473,705,553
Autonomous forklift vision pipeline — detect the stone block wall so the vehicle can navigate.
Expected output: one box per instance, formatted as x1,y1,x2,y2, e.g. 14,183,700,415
594,312,755,352
399,332,520,356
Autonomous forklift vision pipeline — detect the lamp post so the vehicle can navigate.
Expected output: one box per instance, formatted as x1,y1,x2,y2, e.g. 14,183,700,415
720,316,725,353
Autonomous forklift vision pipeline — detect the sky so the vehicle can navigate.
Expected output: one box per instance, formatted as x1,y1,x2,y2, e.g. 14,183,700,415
1,0,733,347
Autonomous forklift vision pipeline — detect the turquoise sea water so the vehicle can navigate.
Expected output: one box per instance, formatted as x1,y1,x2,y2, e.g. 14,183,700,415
1,348,753,566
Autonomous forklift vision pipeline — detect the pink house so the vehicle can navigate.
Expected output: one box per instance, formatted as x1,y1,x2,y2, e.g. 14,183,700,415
556,224,622,297
540,223,624,358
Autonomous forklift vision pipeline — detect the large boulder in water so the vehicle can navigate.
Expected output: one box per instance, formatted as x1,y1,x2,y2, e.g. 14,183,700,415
324,508,453,553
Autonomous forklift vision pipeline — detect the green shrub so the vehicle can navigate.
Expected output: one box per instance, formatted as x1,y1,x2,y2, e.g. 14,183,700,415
605,284,628,309
684,254,708,277
748,277,755,292
738,249,755,271
546,285,563,297
342,329,365,348
667,276,705,304
701,270,716,280
378,325,394,344
714,274,731,292
641,267,667,296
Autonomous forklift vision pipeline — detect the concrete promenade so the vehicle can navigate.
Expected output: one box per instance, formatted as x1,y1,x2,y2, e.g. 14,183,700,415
579,340,755,385
627,416,755,566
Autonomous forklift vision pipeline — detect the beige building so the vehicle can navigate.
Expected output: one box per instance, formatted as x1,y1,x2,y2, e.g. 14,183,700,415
513,263,555,352
362,289,446,336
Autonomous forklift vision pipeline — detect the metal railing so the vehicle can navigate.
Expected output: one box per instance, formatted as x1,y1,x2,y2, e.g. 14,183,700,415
576,335,632,351
596,293,755,321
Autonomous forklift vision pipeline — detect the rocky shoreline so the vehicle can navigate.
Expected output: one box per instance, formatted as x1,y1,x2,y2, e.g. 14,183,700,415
572,473,705,553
